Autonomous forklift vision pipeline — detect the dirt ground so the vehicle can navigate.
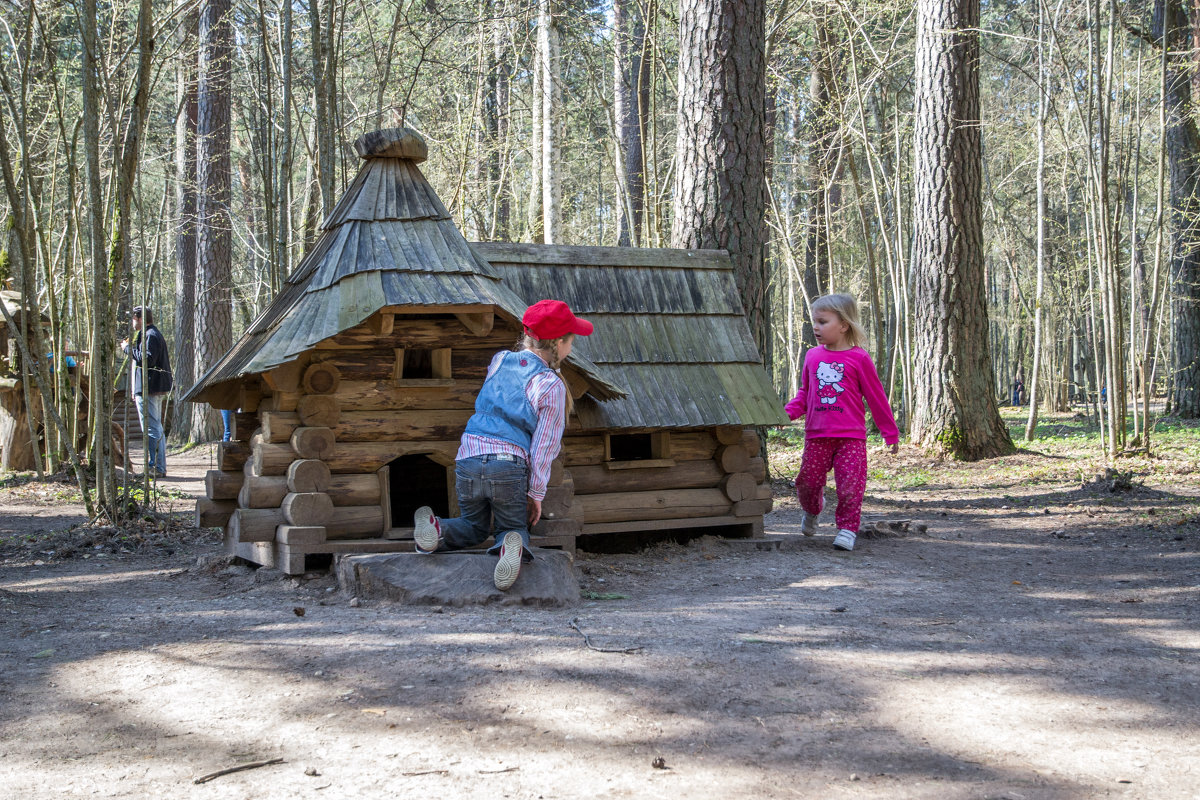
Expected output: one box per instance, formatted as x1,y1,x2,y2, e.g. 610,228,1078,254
1,428,1199,800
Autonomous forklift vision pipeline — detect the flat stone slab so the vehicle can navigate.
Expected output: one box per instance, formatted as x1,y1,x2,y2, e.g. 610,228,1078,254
336,549,579,607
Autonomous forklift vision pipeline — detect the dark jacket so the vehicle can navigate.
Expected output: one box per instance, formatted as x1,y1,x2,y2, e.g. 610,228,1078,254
125,325,173,395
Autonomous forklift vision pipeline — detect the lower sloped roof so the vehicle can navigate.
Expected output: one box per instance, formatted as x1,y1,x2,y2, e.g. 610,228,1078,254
474,242,788,430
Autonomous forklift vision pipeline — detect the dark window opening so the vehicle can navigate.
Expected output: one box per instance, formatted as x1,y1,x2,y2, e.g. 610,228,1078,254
388,454,449,526
609,433,653,461
402,349,433,379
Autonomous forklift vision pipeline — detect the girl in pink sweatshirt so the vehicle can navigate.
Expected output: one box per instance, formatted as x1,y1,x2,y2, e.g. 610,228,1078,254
785,294,900,551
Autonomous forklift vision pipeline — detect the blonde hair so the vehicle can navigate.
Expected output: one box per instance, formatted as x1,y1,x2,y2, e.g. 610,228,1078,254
516,333,575,412
811,293,867,349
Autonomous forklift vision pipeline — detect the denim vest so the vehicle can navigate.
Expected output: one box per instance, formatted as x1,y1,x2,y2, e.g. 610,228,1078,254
463,350,553,452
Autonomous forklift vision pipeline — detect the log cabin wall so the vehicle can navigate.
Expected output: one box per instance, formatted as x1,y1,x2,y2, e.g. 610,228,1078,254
198,313,595,572
560,426,770,538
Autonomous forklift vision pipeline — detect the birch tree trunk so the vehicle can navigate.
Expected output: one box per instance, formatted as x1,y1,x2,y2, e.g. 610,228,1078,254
671,0,769,357
909,0,1013,459
1025,10,1048,441
192,0,233,442
538,0,562,244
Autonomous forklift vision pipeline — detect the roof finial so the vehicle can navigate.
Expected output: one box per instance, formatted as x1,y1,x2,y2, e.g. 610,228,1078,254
354,127,428,162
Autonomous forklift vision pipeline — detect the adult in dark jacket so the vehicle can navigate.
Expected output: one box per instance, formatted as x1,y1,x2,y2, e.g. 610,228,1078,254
120,306,173,476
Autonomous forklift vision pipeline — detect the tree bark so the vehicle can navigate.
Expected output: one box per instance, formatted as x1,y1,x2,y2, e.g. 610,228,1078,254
909,0,1013,459
173,12,199,440
614,0,649,246
670,0,769,358
803,2,840,322
193,0,234,442
538,0,562,243
1158,0,1200,417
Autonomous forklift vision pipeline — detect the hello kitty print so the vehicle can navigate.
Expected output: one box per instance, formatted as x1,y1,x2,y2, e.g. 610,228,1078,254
816,361,846,405
783,346,901,445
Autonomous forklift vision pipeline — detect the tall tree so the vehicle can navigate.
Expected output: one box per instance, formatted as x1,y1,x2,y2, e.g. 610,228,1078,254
173,12,199,439
803,0,840,317
613,0,650,246
909,0,1012,458
1025,5,1048,441
671,0,769,355
1156,0,1200,417
192,0,233,442
538,0,562,243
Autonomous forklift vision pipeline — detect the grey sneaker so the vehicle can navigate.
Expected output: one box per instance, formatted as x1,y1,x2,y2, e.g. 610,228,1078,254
413,506,442,553
493,531,524,591
833,529,856,551
800,512,817,536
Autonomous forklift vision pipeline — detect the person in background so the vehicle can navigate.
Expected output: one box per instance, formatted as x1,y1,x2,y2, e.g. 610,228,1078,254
1011,374,1025,407
120,306,173,477
221,409,233,442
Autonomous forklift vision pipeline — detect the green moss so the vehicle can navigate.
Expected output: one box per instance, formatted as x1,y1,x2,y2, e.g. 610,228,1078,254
934,424,965,453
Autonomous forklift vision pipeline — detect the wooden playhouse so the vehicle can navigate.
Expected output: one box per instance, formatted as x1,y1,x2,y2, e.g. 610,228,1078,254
186,128,786,574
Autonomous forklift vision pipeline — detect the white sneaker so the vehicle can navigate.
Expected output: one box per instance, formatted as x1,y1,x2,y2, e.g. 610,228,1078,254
832,529,856,551
493,531,524,591
413,506,442,553
800,512,817,536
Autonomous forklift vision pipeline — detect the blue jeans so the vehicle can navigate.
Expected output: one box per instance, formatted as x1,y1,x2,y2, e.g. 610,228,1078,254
134,393,166,472
220,409,233,442
438,454,533,559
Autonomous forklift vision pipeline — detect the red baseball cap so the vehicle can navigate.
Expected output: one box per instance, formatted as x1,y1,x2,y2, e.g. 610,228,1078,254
522,299,593,339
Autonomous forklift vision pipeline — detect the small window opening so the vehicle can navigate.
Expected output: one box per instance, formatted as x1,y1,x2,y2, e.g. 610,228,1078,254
403,349,433,379
609,433,654,462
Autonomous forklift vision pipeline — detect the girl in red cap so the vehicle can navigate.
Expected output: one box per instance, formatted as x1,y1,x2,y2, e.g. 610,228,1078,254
413,299,593,591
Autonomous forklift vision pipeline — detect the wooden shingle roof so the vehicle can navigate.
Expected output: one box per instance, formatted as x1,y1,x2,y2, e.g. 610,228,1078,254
184,129,619,405
475,243,788,430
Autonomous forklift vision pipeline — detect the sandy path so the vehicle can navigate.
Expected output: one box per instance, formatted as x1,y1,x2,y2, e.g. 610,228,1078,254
0,448,1197,799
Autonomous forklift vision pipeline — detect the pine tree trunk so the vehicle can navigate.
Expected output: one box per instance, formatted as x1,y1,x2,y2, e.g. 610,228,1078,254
192,0,233,442
1158,0,1200,417
671,0,769,357
909,0,1013,459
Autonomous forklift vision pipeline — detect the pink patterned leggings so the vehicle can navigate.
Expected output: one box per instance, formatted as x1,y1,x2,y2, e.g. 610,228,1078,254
794,437,868,533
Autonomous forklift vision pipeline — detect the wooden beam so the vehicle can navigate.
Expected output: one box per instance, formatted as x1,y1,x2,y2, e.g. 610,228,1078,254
368,311,395,336
455,310,494,336
431,348,452,379
580,515,755,535
262,360,305,392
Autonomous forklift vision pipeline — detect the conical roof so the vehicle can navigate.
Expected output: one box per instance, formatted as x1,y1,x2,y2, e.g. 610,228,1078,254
185,128,620,405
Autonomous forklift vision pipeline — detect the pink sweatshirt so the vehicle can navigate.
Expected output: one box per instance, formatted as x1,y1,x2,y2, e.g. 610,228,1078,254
785,346,900,445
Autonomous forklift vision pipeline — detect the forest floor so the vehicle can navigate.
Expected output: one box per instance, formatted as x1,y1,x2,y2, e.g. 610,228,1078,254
1,410,1199,800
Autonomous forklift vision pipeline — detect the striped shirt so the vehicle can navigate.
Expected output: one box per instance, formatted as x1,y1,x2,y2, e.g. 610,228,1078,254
456,350,567,500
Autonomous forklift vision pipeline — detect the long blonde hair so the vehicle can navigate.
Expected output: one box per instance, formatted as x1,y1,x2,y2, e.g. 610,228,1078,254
811,293,867,349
